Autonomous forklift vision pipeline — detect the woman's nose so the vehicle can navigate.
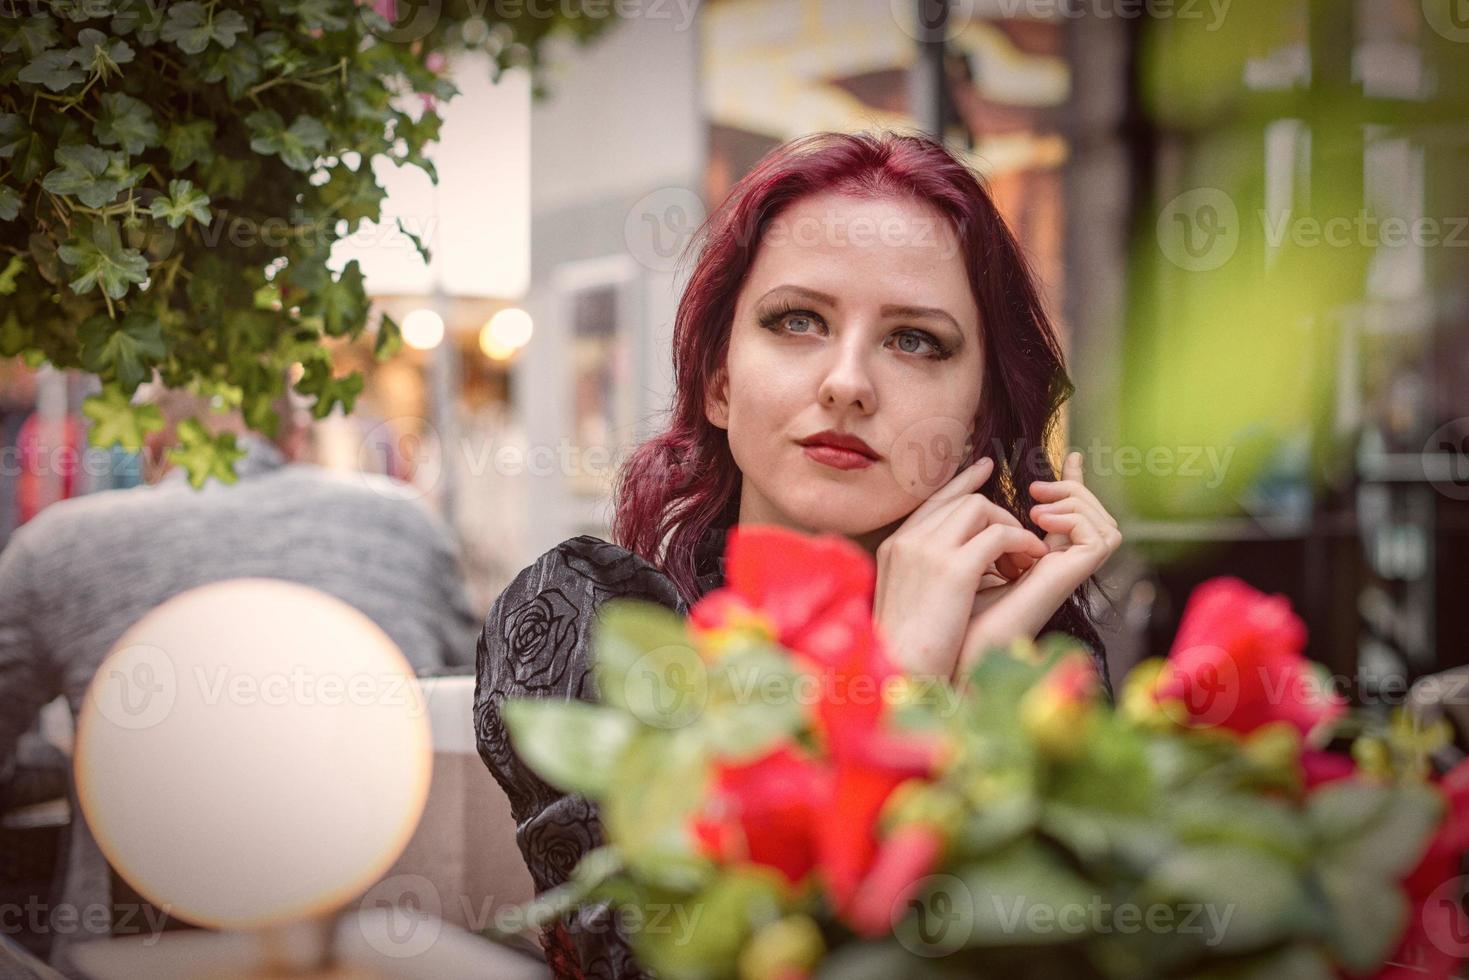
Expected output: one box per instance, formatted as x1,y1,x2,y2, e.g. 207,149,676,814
816,338,878,414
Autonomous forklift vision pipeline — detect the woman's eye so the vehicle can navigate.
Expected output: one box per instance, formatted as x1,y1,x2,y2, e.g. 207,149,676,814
783,313,819,334
892,329,942,356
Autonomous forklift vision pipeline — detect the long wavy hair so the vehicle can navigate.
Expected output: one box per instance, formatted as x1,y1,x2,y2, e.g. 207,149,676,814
611,130,1108,681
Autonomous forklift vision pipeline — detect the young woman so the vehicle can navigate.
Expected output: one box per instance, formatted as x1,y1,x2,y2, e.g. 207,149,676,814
473,130,1122,978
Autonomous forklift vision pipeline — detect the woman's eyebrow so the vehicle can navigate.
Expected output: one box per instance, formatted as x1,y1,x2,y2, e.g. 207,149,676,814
880,304,963,335
756,284,839,307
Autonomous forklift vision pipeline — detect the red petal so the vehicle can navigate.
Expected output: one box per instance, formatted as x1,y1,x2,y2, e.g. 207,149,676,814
843,824,945,937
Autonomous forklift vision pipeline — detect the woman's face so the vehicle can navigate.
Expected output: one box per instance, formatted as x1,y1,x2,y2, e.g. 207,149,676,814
705,191,984,548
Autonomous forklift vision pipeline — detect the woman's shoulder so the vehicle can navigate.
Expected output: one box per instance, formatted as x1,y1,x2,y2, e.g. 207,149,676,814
474,536,684,698
495,534,685,617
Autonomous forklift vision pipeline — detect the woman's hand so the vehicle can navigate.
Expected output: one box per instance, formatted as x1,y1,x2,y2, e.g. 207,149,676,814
956,451,1122,678
873,456,1050,677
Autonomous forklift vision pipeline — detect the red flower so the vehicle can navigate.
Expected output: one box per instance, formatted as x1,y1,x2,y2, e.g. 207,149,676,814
1376,759,1469,980
1299,749,1357,790
688,525,944,931
691,525,878,670
1154,577,1344,738
691,746,829,886
842,823,945,938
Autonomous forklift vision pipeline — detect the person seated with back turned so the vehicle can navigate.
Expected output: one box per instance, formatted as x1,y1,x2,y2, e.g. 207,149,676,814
0,379,478,974
473,131,1124,979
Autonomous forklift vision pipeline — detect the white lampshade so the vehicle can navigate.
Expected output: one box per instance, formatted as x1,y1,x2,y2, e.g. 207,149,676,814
75,579,432,931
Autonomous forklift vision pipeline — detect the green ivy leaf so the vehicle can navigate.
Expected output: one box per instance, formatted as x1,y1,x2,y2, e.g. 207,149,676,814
148,178,212,229
95,93,160,156
70,28,134,81
43,144,120,208
374,312,403,360
57,222,149,300
398,218,431,264
1,15,60,58
0,255,24,294
161,2,247,55
0,310,31,357
0,113,24,158
315,260,365,337
294,357,364,419
82,384,164,453
110,0,167,39
200,154,255,199
0,185,18,222
166,418,246,489
279,0,351,32
203,40,262,100
19,50,85,92
246,110,328,172
78,313,168,392
8,132,48,184
163,119,216,171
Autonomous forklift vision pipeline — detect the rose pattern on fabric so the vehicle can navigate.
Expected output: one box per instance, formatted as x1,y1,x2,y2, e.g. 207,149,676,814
503,588,580,692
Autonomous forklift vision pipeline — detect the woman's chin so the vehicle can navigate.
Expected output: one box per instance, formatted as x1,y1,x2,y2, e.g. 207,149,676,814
772,496,909,542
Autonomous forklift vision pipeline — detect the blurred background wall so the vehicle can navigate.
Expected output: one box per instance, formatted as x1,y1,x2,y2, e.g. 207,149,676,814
6,0,1468,702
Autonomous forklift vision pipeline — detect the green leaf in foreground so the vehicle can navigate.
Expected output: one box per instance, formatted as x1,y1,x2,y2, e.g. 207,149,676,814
166,418,246,488
78,313,167,392
95,92,160,156
148,178,212,229
57,222,149,299
82,385,164,453
501,699,635,798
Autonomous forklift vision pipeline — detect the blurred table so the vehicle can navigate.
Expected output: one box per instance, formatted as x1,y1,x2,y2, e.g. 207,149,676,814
68,907,549,980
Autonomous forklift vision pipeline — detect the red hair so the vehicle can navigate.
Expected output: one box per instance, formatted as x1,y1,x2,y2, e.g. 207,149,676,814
611,131,1108,686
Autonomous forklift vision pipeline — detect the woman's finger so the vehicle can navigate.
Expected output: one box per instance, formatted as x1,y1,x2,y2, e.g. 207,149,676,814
1033,509,1119,553
957,523,1050,576
908,485,1022,542
906,456,994,521
1028,479,1119,528
1030,496,1114,536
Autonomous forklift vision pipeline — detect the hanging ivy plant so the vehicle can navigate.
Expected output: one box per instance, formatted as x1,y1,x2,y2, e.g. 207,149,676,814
0,0,613,485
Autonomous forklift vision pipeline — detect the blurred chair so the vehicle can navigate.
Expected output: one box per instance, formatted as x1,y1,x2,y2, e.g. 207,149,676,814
375,675,538,942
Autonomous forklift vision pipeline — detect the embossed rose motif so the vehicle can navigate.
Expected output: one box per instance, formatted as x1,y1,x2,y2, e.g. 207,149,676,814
522,804,600,888
502,588,580,692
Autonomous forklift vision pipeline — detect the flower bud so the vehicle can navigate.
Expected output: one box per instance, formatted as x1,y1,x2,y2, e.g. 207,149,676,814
1019,654,1099,759
738,915,824,980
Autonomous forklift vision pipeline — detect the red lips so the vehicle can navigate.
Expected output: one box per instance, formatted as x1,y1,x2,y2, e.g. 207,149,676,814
797,430,881,460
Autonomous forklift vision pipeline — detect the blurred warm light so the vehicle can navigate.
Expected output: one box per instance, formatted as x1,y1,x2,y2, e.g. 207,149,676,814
479,334,519,362
481,310,534,357
401,309,445,350
75,579,431,931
